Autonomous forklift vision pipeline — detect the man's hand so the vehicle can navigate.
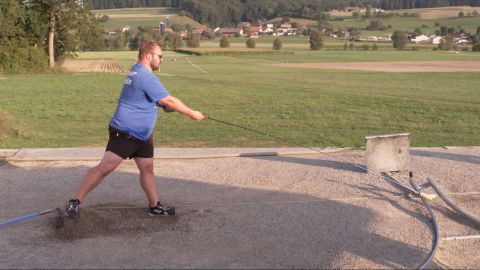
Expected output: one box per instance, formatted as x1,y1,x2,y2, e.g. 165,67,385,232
190,111,206,120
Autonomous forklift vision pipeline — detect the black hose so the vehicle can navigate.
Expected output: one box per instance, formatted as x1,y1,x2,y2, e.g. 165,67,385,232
428,177,480,226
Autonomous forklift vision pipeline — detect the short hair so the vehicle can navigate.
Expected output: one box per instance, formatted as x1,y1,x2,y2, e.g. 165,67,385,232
138,41,161,59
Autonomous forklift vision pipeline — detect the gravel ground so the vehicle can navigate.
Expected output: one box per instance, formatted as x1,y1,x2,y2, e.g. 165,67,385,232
0,147,478,269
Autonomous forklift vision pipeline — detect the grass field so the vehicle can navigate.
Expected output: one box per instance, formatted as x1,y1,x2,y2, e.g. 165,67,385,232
92,8,200,29
1,48,479,148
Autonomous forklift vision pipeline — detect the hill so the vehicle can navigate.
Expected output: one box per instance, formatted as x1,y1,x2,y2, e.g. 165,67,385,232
92,7,201,29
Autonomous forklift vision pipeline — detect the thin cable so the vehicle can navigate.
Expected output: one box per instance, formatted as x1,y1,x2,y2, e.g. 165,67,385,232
207,116,431,199
185,57,208,74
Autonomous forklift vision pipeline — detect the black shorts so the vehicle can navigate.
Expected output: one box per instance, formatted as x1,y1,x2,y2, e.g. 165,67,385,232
106,126,154,159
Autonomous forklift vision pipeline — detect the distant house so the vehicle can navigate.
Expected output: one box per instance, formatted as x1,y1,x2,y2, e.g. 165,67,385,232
453,33,472,44
345,7,360,12
237,22,251,28
260,23,274,34
411,34,431,44
179,30,188,38
338,28,352,38
432,36,444,44
216,28,243,36
273,28,287,36
250,26,262,35
193,24,208,34
105,28,120,35
454,38,472,44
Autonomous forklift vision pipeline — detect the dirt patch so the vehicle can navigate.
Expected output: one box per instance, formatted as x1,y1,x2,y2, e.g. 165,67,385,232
0,110,15,135
61,59,126,73
267,61,480,73
0,110,25,138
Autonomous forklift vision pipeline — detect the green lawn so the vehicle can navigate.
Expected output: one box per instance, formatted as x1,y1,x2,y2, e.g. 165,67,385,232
92,7,180,16
1,50,479,148
329,15,480,36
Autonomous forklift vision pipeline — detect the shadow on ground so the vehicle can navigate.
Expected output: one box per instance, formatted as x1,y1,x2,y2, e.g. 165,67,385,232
0,161,429,269
244,154,365,173
411,149,480,165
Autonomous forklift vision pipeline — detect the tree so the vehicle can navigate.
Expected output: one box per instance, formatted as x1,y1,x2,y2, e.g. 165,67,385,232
273,38,282,50
201,29,215,39
440,26,448,35
309,30,323,50
166,32,183,50
459,11,465,17
439,34,454,50
1,0,101,72
413,27,422,37
27,0,102,69
219,36,230,48
242,26,251,36
246,38,256,48
366,20,384,31
0,2,48,73
391,30,408,50
186,33,201,48
316,12,330,31
170,23,184,32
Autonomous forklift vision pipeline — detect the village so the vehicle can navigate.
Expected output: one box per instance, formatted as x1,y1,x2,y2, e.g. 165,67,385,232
105,19,474,46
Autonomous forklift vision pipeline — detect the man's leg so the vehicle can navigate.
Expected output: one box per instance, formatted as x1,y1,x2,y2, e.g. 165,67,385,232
72,151,124,202
135,157,175,216
134,157,158,207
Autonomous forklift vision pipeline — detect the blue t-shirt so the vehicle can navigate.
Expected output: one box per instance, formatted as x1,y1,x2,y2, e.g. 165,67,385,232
109,63,170,141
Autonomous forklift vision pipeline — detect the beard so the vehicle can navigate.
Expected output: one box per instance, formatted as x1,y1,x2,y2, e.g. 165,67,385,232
150,62,159,71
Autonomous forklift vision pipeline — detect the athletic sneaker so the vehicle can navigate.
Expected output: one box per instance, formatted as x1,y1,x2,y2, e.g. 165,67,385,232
149,201,175,216
65,199,80,219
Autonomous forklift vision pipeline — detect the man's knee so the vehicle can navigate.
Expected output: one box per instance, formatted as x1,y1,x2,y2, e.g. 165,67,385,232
94,163,117,177
136,159,154,174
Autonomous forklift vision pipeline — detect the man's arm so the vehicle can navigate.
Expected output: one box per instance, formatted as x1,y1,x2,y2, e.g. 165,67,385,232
158,95,205,120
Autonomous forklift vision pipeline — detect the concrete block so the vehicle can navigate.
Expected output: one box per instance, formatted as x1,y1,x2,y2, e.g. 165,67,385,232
365,133,410,173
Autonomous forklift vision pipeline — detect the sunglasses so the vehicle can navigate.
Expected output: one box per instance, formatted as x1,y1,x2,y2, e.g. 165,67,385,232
151,53,163,60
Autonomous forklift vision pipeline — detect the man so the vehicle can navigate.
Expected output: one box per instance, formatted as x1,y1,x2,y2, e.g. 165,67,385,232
65,41,206,218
